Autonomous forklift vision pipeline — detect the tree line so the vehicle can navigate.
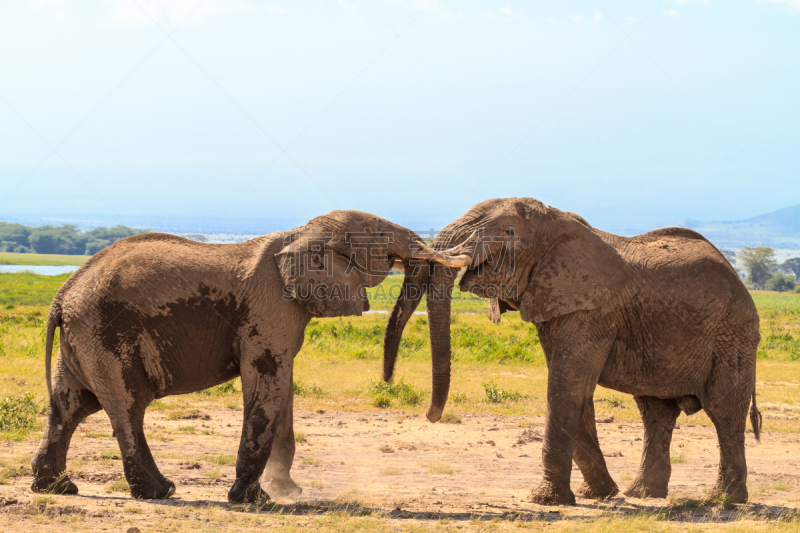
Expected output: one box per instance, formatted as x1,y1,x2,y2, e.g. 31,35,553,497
734,247,800,293
0,222,148,255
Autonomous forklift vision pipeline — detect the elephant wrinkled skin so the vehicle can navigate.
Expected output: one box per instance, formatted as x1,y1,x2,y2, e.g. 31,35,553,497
31,210,443,503
383,197,762,505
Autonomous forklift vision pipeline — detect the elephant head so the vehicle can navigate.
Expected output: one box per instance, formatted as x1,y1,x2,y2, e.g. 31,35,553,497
383,198,631,421
275,210,463,420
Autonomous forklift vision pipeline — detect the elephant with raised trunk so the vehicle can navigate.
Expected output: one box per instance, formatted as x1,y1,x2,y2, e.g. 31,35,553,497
384,198,762,505
32,210,453,503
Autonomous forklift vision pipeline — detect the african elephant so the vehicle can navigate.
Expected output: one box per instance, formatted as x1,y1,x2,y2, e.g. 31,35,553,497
383,197,762,505
31,210,452,502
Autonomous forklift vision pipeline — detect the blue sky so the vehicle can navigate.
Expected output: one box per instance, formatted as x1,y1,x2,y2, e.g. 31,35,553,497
1,0,798,234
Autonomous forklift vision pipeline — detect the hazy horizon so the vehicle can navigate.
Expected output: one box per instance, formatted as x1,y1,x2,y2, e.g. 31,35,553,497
2,0,799,235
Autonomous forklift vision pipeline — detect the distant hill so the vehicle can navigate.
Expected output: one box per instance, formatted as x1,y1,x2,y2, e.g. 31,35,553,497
677,203,800,250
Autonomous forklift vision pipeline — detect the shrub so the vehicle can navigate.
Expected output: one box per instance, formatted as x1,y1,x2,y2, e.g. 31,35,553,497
200,380,237,396
764,273,797,293
293,380,325,397
372,394,392,408
451,392,469,404
368,378,424,406
0,393,45,432
482,381,524,403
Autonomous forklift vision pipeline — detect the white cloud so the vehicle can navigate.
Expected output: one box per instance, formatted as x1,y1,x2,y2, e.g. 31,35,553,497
338,0,359,17
758,0,800,9
569,14,585,23
99,0,260,28
592,9,603,22
481,4,520,23
382,0,464,21
546,16,556,24
663,9,681,17
31,0,69,19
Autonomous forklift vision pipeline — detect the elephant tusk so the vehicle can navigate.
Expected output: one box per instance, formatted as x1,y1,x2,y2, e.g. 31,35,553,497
392,259,405,271
415,242,473,268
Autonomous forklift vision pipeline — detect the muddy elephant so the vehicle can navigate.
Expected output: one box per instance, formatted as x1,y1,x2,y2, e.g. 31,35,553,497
383,197,762,505
31,210,453,503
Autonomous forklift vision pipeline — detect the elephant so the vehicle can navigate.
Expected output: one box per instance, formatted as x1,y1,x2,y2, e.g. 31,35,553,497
383,197,762,505
31,210,453,502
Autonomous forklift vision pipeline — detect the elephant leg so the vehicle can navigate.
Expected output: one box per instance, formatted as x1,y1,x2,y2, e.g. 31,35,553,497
32,356,101,494
527,328,612,506
624,396,680,499
228,357,291,504
573,394,619,499
95,361,174,500
262,369,302,498
704,394,750,503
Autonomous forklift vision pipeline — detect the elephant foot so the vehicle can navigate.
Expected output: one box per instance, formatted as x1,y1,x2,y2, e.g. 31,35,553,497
576,480,619,500
527,481,575,506
228,479,270,504
31,473,78,495
708,481,748,505
265,476,302,499
129,476,175,500
624,478,669,499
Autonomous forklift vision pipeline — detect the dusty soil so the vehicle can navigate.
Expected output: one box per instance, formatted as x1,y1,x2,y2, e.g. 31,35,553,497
2,408,800,530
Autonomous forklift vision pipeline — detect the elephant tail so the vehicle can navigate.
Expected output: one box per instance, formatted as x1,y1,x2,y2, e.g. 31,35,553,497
44,304,61,405
750,388,762,442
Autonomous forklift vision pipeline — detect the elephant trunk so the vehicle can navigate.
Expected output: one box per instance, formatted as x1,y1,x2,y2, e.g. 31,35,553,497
425,268,454,422
382,266,428,381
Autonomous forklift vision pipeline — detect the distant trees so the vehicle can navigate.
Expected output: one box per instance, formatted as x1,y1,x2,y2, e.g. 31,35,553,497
765,273,797,293
736,247,777,289
720,249,737,266
782,258,800,280
0,222,147,255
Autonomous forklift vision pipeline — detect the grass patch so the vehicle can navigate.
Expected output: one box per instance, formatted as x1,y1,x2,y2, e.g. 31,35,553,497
200,380,237,396
670,454,687,464
380,466,402,476
0,252,88,266
427,461,454,475
294,380,326,397
0,465,28,484
205,453,236,466
451,392,469,404
300,456,319,466
482,381,524,403
106,478,130,493
368,378,424,406
372,394,391,408
440,412,462,424
0,392,46,441
294,432,307,443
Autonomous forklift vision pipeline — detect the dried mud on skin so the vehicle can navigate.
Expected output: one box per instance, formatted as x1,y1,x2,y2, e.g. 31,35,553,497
2,408,800,530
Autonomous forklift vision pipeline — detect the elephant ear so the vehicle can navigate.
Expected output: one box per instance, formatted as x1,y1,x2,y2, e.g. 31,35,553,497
519,214,631,324
275,234,370,318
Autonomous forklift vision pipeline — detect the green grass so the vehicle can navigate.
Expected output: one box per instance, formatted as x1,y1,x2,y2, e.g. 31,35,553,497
0,392,46,441
0,272,70,307
0,251,89,266
106,478,130,493
1,272,800,435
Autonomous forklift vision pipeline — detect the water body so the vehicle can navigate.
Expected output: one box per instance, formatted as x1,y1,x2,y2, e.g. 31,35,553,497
0,265,80,275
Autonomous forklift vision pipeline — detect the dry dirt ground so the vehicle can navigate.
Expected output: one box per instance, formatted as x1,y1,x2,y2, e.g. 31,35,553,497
2,408,800,531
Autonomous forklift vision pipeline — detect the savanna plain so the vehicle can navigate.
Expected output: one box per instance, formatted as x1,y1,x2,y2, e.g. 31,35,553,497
2,260,800,532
